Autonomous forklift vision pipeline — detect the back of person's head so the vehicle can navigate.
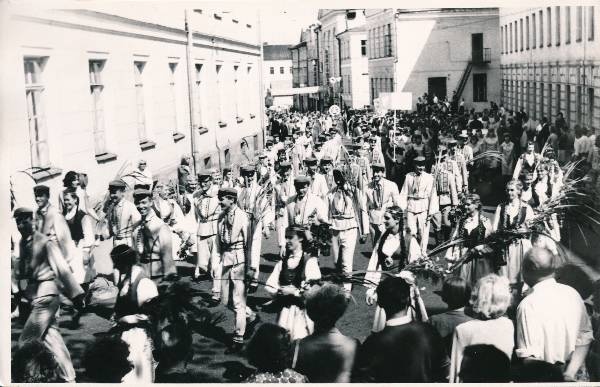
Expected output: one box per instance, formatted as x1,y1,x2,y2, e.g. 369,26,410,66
376,276,411,316
157,321,193,366
246,323,291,373
522,247,557,287
459,344,511,383
441,276,471,310
12,340,62,383
83,335,132,382
470,274,510,320
512,359,564,382
305,282,350,330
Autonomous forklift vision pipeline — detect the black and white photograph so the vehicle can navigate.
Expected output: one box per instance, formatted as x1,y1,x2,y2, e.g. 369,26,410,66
4,0,600,383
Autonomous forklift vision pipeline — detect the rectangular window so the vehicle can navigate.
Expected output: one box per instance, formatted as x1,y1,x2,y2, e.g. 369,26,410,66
385,24,392,56
234,65,240,119
254,134,259,151
224,147,231,164
500,26,504,53
547,7,552,46
556,83,561,115
24,57,50,168
532,81,537,120
526,17,530,49
215,64,223,123
556,7,561,45
539,10,544,47
361,39,367,56
576,85,582,124
134,61,148,143
548,83,553,118
270,67,274,74
566,7,571,44
540,82,545,119
203,157,211,168
566,84,571,124
588,6,595,41
532,13,537,48
280,66,284,74
514,21,518,51
510,23,513,52
520,18,524,51
194,63,203,127
588,88,595,128
473,73,487,102
89,60,107,155
576,6,583,41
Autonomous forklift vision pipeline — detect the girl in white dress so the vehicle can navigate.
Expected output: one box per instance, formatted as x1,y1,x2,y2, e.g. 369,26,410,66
363,206,428,332
265,226,321,340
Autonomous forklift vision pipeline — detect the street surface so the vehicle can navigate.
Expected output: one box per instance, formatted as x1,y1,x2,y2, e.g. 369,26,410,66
11,177,599,382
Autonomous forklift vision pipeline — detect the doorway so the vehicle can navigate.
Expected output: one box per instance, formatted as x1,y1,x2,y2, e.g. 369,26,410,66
428,77,447,101
472,33,483,63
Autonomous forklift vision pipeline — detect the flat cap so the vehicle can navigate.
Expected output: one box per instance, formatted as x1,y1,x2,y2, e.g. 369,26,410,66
320,156,333,164
13,207,34,218
109,179,127,189
197,171,213,181
33,185,50,196
303,157,317,165
447,139,458,145
218,187,238,198
293,175,311,185
458,133,469,139
278,161,292,170
414,156,427,164
371,162,385,170
133,188,152,198
240,165,256,175
133,183,151,191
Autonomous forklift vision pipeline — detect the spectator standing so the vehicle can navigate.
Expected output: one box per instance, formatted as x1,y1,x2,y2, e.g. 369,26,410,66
429,277,473,352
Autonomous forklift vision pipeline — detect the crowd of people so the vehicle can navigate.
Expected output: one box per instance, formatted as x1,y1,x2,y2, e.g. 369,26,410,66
10,95,600,383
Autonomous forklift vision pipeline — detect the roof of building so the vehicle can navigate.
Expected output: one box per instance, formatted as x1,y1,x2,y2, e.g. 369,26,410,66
263,45,293,61
336,26,366,36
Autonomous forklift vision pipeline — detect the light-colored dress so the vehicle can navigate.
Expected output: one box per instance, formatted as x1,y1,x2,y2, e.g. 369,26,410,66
493,202,534,284
265,251,321,340
364,231,428,332
500,141,515,176
481,136,499,169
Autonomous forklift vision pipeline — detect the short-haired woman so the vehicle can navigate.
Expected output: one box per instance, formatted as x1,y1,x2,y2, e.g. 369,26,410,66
449,274,514,382
265,226,321,340
493,179,534,287
244,323,308,383
292,282,358,382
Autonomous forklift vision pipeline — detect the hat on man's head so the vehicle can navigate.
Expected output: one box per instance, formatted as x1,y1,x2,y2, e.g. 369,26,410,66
240,165,256,176
218,187,237,199
372,162,385,171
133,188,152,199
414,156,427,165
108,179,127,189
257,152,268,159
413,130,422,137
197,171,212,181
13,207,34,219
320,156,333,164
266,138,274,145
447,139,458,146
458,133,469,140
33,185,50,196
110,244,138,265
278,161,292,170
294,175,311,185
437,145,448,153
303,157,317,166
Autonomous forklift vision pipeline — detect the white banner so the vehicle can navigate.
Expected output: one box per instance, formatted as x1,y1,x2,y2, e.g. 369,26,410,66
379,92,413,111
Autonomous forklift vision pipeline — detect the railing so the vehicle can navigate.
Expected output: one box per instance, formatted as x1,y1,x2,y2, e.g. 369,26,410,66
472,48,491,64
455,62,473,101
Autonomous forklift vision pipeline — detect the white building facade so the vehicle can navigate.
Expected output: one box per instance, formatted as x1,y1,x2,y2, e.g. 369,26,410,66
263,44,293,108
4,4,263,206
500,6,599,132
366,8,501,111
337,27,370,109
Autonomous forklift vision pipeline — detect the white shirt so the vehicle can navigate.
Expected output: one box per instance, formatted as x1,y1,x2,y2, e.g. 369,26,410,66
516,278,593,364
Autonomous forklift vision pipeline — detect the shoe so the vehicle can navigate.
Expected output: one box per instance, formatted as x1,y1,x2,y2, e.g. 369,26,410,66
192,268,208,281
225,341,244,354
244,314,261,339
248,283,258,294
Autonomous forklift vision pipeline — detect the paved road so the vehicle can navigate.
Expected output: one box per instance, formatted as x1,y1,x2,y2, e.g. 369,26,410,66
11,175,599,382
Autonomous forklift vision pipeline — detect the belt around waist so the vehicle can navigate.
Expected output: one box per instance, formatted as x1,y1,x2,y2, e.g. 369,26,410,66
332,215,355,220
408,196,427,200
140,258,161,263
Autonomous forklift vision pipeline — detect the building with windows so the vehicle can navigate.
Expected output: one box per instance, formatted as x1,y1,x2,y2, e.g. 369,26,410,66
366,8,500,111
290,26,321,112
337,26,369,109
316,9,366,110
5,4,263,206
263,44,293,108
500,6,599,133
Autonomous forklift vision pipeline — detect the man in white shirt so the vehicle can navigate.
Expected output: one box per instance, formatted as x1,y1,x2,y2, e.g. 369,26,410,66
516,247,593,381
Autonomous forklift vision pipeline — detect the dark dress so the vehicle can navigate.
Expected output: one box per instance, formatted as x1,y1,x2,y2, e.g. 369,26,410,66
353,322,448,383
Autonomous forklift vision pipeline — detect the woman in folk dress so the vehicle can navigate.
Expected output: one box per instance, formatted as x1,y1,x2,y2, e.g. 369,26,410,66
363,206,428,332
265,226,321,340
492,180,534,288
529,163,562,256
446,194,494,286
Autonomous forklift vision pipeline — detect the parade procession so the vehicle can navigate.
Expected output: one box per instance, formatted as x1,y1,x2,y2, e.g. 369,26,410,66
6,4,600,384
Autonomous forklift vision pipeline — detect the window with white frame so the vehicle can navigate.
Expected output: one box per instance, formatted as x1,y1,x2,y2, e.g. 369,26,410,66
169,62,181,136
24,57,50,168
216,64,224,125
134,61,148,143
89,60,108,155
194,63,203,127
234,65,241,120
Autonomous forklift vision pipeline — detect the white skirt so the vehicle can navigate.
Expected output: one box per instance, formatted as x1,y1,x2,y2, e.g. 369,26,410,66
277,305,314,340
120,327,157,383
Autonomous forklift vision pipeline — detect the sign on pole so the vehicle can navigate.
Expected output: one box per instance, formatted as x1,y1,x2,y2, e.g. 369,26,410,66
328,104,341,116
